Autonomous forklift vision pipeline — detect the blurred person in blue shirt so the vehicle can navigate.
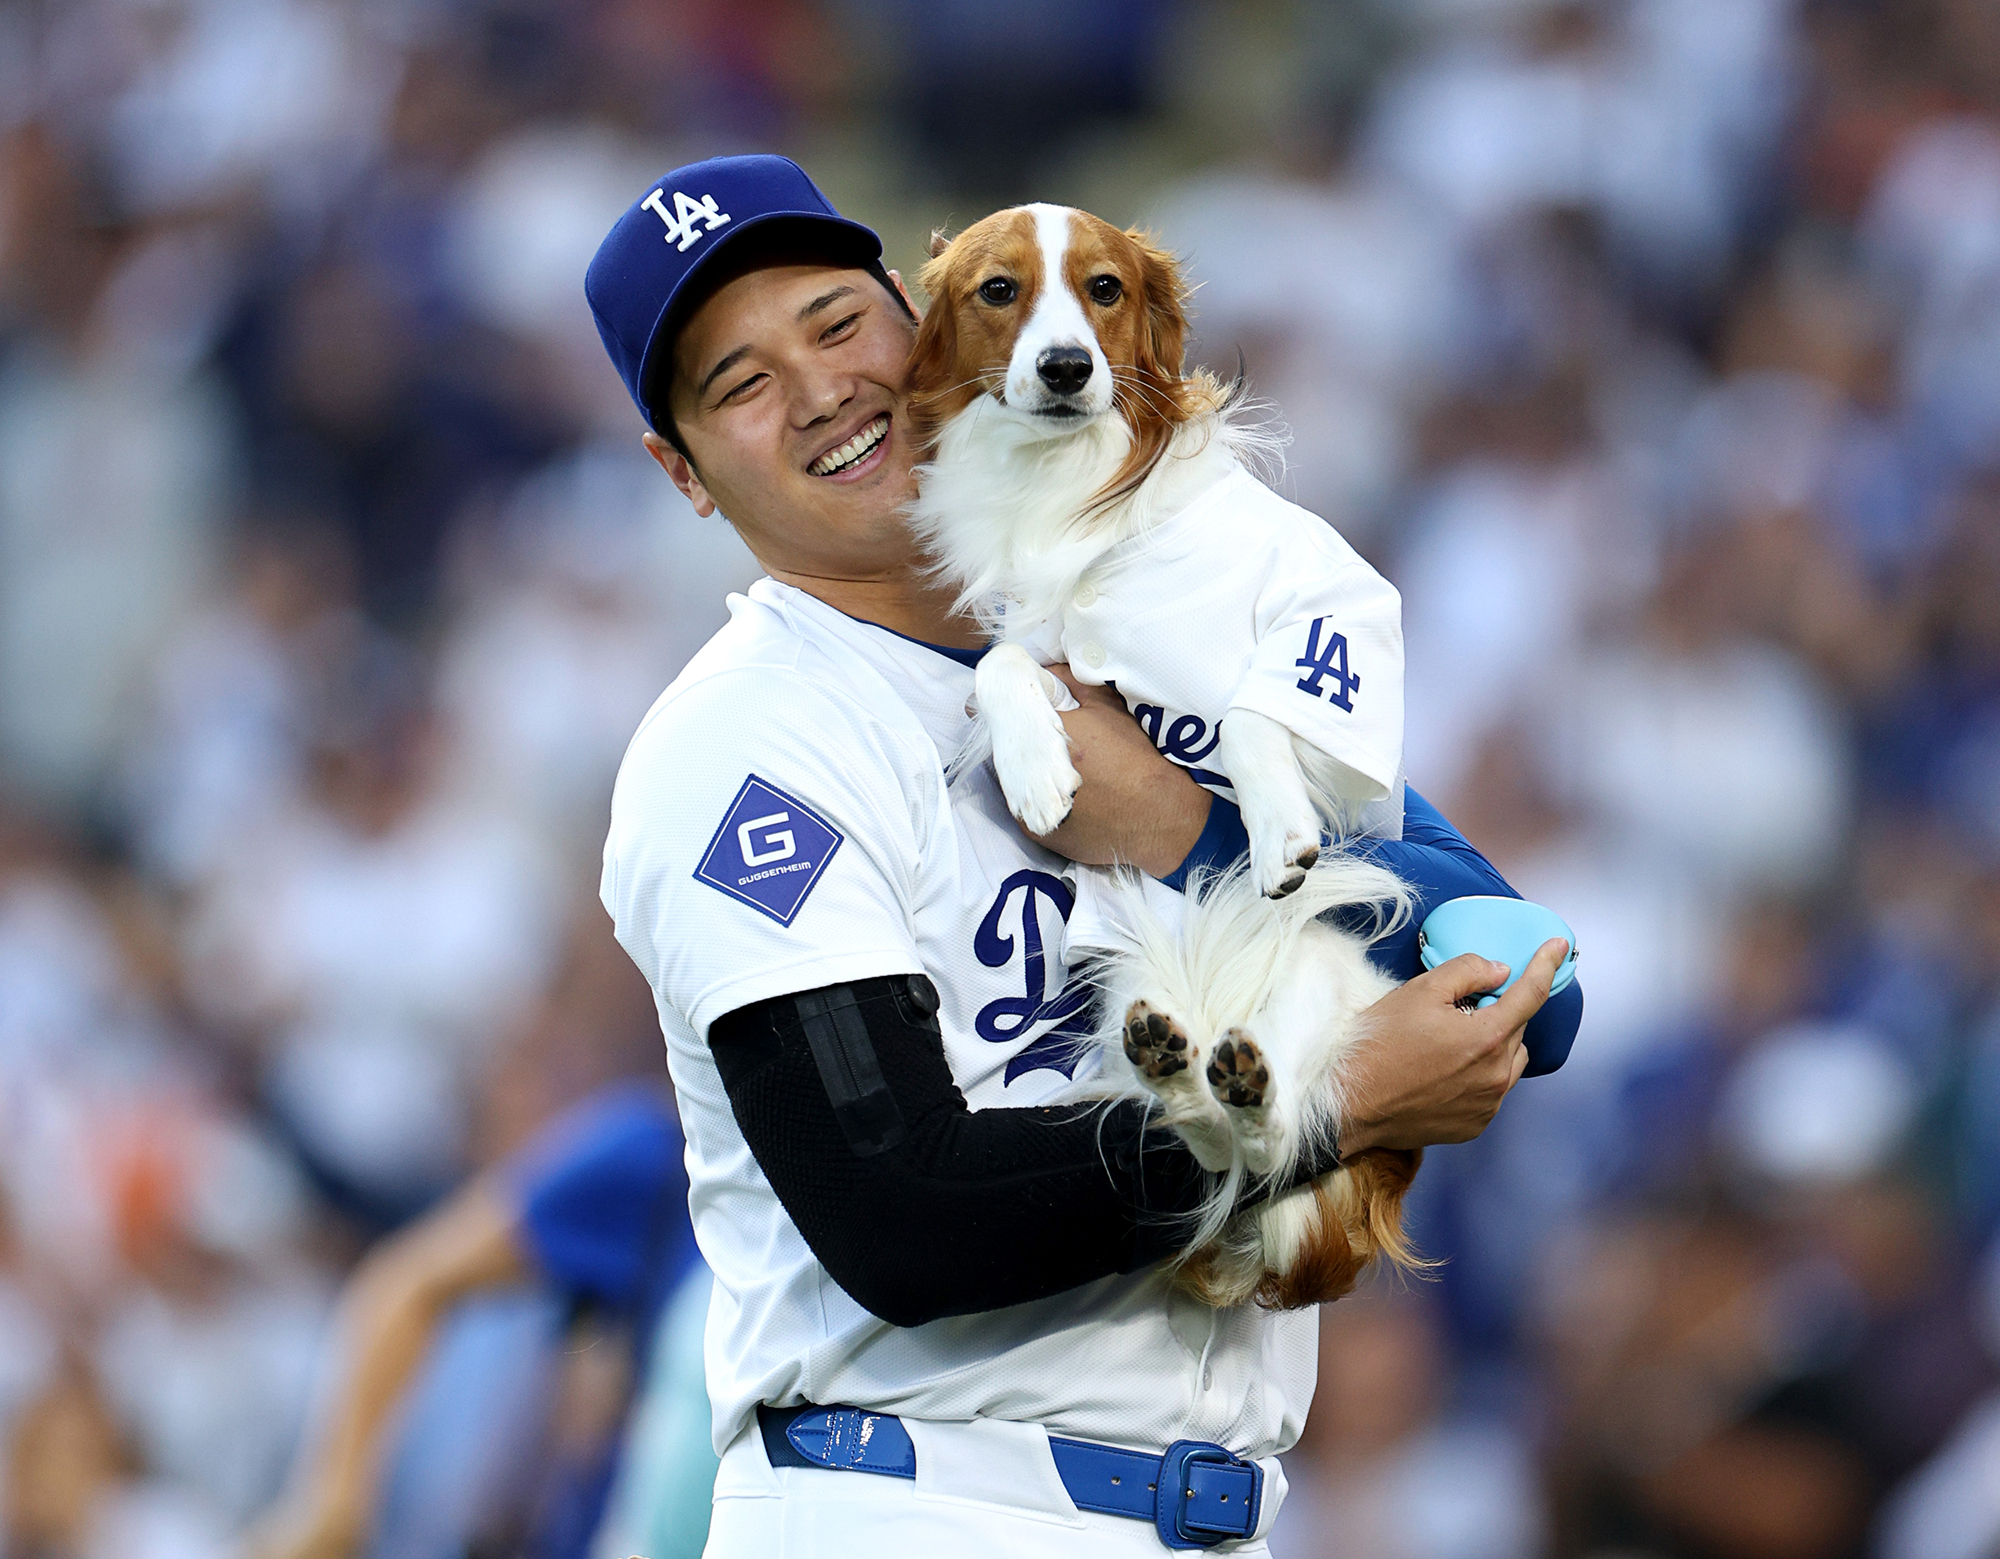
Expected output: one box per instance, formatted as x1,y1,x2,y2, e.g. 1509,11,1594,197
250,1081,710,1559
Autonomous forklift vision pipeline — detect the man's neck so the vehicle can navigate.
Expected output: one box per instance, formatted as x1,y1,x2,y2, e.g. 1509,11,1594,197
765,564,985,650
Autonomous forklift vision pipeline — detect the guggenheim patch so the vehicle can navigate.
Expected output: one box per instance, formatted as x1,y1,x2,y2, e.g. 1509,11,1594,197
694,775,844,926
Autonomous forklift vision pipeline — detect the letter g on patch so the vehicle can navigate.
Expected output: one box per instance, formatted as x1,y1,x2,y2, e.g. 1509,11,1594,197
737,812,796,866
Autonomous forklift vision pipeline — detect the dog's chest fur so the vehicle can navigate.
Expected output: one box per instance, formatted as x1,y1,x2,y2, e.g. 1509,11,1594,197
907,401,1247,646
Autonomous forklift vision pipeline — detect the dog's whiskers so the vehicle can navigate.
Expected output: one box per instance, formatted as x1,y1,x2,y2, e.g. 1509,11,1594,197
913,370,1005,406
1108,369,1184,419
1111,380,1180,422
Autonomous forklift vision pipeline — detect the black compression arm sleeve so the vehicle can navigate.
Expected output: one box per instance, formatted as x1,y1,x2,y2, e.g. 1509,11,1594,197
709,974,1331,1327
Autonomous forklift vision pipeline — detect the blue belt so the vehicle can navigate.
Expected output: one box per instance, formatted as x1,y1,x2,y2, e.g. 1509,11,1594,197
757,1403,1264,1550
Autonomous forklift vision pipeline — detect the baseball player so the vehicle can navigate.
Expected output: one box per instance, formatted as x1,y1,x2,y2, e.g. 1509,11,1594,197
586,155,1575,1556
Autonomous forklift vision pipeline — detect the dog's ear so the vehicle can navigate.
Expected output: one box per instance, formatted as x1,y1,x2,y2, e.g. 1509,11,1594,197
927,228,954,259
905,261,959,452
1087,228,1195,515
1124,227,1189,383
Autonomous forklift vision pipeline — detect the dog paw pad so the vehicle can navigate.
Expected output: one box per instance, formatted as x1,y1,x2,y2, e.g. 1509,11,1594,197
1123,1000,1190,1080
1206,1029,1271,1109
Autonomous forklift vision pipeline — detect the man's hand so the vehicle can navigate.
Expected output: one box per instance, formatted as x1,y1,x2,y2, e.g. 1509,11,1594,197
1027,666,1210,877
1337,938,1571,1154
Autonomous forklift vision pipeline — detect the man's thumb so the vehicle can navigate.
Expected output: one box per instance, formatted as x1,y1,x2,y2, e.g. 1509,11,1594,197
1428,952,1509,1005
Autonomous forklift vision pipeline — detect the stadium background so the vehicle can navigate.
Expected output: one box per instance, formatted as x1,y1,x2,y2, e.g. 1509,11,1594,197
4,0,2000,1555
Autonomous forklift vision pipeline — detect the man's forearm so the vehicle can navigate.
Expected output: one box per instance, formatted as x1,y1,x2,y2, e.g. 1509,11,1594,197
1031,669,1212,874
708,974,1340,1327
254,1187,531,1559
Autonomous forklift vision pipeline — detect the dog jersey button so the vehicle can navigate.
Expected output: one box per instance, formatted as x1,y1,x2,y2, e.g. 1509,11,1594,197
1073,580,1098,608
1080,642,1106,669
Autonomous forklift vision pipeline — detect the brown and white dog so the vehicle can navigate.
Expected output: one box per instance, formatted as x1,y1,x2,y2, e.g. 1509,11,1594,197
905,204,1423,1308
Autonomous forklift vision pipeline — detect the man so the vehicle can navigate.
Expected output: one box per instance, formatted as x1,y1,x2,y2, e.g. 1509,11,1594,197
588,155,1571,1556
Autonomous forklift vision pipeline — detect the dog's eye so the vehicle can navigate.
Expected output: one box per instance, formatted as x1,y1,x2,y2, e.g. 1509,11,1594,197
1088,275,1123,305
978,277,1017,305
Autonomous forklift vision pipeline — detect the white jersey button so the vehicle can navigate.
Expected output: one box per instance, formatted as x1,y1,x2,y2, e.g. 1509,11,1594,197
1080,642,1106,669
1073,580,1099,608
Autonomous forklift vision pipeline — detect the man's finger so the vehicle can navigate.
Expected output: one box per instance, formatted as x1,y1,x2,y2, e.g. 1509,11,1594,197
1422,951,1513,1006
1504,1035,1532,1091
1486,938,1569,1033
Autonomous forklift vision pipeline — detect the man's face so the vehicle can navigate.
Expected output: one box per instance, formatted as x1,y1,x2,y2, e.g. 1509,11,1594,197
655,262,920,581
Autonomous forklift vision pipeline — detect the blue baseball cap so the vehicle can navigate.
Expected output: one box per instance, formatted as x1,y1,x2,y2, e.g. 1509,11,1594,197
585,154,884,435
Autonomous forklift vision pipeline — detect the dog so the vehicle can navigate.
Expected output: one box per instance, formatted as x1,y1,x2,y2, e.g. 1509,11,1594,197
905,204,1424,1308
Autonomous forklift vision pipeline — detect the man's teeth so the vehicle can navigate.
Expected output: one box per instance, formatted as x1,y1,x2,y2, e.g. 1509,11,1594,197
809,416,889,476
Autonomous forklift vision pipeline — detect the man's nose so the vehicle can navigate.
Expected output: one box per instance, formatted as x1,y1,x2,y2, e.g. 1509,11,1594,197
797,369,856,427
1035,347,1094,396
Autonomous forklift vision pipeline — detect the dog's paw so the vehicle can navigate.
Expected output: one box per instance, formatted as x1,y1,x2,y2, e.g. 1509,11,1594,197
1248,835,1319,899
1206,1029,1271,1110
1123,1000,1192,1082
1004,760,1080,836
1243,796,1323,898
992,728,1080,836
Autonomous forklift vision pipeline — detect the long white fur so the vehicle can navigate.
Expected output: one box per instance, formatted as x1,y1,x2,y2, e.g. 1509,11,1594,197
1081,854,1411,1299
908,389,1257,641
911,397,1291,820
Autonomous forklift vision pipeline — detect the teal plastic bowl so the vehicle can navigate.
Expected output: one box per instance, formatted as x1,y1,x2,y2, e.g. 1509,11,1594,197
1417,896,1579,1010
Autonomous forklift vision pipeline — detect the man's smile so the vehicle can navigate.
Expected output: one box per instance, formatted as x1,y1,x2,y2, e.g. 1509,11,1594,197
808,413,892,480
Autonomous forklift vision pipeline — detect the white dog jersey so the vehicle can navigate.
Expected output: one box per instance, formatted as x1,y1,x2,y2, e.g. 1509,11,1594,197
1011,460,1407,840
600,578,1317,1463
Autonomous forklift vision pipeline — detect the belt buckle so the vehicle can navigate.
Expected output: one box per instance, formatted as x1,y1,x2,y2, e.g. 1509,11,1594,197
1154,1439,1262,1550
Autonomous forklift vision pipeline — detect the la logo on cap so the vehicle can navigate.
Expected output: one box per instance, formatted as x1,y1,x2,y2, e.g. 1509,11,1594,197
642,187,732,253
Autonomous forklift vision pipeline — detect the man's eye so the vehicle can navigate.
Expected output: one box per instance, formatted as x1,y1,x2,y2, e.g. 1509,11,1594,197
978,277,1017,305
822,312,863,343
1088,275,1122,305
720,374,765,403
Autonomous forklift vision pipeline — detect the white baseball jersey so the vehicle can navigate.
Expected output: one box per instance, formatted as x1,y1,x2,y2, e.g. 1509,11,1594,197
1019,462,1406,838
600,578,1317,1461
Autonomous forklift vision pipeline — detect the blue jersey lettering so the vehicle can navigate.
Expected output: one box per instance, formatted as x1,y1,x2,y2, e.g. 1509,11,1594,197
973,869,1095,1083
1294,618,1361,710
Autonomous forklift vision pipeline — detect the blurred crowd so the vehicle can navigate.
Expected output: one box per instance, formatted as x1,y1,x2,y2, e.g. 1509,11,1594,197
2,1,1999,1557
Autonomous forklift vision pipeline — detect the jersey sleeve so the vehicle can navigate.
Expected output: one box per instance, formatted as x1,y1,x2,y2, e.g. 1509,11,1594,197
505,1082,695,1308
602,665,937,1040
1227,525,1406,817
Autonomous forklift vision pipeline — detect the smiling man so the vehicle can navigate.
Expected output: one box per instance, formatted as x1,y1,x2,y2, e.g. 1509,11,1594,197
586,155,1568,1557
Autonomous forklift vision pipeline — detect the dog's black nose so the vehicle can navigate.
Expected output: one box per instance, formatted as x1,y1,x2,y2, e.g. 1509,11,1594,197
1036,347,1094,396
